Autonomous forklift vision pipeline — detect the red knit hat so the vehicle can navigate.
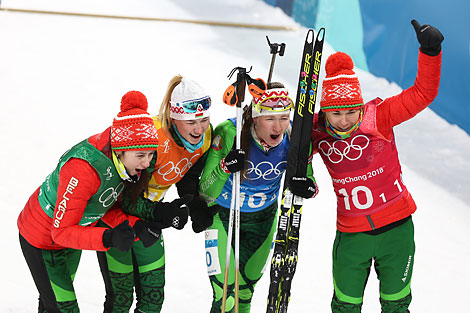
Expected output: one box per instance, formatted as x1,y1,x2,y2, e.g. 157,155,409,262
111,91,159,151
320,52,363,112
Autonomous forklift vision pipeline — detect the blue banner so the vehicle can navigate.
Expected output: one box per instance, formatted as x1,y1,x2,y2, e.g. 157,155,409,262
264,0,470,134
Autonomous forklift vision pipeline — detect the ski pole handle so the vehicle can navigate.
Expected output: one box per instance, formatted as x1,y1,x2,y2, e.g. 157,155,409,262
235,69,246,108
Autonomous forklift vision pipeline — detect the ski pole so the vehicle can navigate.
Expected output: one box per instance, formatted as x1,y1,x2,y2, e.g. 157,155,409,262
221,172,236,313
266,36,286,84
221,67,247,313
233,68,246,313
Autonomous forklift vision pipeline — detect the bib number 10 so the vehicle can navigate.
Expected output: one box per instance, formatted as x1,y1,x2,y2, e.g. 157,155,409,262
338,179,403,210
222,191,268,209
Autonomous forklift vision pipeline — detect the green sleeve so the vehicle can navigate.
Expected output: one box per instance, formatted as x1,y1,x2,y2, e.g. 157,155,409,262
121,193,157,221
305,141,320,189
199,120,236,205
306,142,315,182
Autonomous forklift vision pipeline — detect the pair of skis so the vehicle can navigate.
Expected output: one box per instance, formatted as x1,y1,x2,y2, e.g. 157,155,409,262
266,28,325,313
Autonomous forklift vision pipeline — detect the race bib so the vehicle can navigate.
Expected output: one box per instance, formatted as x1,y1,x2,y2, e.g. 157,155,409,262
205,229,221,276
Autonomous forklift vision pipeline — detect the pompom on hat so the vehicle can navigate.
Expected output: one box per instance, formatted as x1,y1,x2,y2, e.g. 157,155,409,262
170,77,211,120
320,52,364,112
111,91,159,151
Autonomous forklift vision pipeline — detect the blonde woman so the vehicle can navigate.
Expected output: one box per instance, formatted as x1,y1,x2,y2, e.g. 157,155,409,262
98,76,215,313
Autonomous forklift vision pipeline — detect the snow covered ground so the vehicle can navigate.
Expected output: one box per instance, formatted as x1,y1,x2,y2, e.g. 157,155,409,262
1,0,469,312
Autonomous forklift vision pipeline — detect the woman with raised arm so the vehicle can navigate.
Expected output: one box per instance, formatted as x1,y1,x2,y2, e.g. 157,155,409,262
308,20,443,312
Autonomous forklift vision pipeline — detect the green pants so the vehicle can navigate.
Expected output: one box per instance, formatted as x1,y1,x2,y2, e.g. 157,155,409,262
20,234,81,312
206,203,278,313
332,217,415,313
98,237,166,313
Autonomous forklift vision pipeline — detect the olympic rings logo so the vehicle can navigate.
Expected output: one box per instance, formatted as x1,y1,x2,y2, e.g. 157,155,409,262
98,182,125,208
244,160,286,181
157,154,201,182
318,135,370,164
172,216,180,228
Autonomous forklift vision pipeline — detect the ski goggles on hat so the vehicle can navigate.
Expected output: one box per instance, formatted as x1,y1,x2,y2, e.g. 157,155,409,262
253,95,294,113
174,97,211,113
252,88,293,114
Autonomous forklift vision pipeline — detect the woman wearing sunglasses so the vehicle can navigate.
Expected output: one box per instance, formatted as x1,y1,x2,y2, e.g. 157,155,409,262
17,91,160,312
199,82,318,312
98,75,215,313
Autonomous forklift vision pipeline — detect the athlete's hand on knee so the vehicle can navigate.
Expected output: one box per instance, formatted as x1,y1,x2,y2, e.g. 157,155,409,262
153,194,193,230
411,19,444,56
289,176,318,199
188,197,217,233
221,149,245,173
133,220,162,247
102,220,135,251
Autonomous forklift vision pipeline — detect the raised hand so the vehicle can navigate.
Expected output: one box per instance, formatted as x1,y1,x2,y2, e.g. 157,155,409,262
411,19,444,56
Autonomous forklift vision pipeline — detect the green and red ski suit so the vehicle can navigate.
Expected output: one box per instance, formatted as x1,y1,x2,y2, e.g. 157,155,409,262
98,117,212,313
18,128,140,312
311,50,441,312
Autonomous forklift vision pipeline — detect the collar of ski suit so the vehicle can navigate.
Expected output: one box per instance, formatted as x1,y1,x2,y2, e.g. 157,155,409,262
325,109,363,140
112,151,140,183
172,124,205,153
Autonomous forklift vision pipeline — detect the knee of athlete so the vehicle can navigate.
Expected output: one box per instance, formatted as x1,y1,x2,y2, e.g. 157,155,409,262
57,300,79,312
211,280,225,301
331,293,362,313
109,271,135,289
380,293,412,313
217,295,234,312
139,268,165,287
238,288,253,301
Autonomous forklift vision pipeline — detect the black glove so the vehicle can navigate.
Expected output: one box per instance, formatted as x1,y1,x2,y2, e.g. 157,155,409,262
289,176,317,198
223,149,245,173
153,194,193,230
188,197,217,233
411,19,444,56
102,220,135,251
133,220,162,248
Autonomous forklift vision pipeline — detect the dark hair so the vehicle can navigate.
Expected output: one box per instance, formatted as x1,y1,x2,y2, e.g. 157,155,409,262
317,110,327,132
240,82,285,180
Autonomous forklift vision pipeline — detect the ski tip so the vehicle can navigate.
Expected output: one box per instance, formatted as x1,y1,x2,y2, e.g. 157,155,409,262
306,29,315,44
316,28,326,42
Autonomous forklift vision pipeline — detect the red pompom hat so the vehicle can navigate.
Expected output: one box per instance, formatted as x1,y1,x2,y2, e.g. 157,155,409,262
111,91,159,151
320,52,364,112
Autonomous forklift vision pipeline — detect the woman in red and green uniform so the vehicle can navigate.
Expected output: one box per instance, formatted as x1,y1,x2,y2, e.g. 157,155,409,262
309,20,443,312
200,82,318,313
98,75,215,313
17,91,161,312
